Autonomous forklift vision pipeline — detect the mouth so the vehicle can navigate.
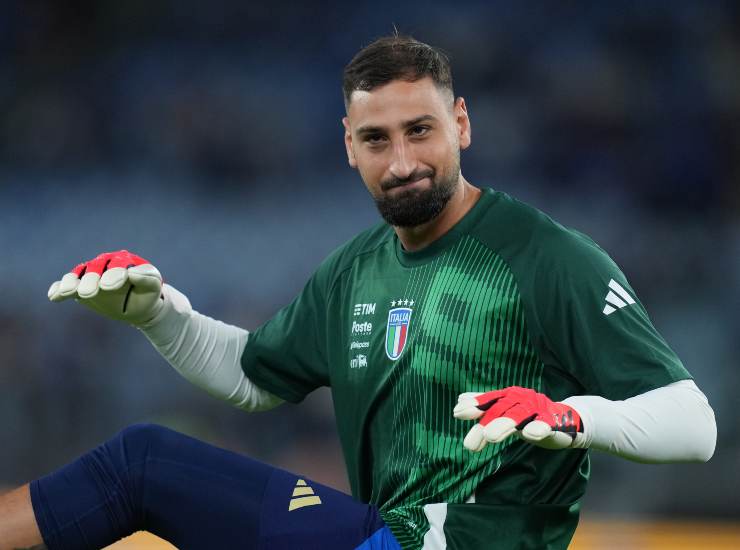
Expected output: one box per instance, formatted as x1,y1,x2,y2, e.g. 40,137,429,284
385,176,431,194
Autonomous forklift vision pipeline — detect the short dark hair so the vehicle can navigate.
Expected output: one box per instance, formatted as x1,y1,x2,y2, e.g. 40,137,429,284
342,35,454,109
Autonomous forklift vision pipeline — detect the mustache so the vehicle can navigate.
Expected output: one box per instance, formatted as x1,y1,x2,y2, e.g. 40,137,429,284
380,170,434,192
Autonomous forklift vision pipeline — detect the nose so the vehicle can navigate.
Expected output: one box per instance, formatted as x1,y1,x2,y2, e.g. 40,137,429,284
388,142,417,180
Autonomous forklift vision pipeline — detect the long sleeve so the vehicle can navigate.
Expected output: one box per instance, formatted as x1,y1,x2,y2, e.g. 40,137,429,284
564,379,716,463
138,284,283,412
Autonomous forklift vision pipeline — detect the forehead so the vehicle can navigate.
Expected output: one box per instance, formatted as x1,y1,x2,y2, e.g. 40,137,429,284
347,78,451,128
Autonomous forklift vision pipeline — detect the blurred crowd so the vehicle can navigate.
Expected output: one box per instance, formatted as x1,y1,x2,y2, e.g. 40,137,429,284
1,0,738,520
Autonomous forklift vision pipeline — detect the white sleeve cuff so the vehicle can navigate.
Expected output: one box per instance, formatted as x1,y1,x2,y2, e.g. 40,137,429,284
563,379,716,463
138,284,283,412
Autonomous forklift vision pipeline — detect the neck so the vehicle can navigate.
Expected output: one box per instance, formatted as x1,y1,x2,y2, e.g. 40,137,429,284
394,178,481,252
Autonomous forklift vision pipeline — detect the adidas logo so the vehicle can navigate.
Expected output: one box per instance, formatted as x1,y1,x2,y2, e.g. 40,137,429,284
603,279,636,315
288,479,322,511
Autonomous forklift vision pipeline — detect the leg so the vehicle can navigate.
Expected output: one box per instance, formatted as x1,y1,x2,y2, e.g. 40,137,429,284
0,484,46,550
27,424,399,550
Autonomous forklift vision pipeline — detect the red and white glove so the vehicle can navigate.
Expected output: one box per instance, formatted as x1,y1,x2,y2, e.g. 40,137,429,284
48,250,164,325
453,386,583,452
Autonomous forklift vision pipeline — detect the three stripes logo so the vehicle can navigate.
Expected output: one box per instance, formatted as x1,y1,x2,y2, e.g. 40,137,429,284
603,279,636,315
288,479,322,511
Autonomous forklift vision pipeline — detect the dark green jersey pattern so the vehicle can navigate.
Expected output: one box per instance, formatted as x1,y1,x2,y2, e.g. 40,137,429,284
242,189,690,549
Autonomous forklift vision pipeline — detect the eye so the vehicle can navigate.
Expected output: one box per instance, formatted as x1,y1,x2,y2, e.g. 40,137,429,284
364,134,387,146
409,125,430,137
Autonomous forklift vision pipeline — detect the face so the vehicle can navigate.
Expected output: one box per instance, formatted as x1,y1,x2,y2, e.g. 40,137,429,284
342,77,471,227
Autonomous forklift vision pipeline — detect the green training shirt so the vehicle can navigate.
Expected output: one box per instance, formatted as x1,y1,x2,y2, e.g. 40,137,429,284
242,188,690,549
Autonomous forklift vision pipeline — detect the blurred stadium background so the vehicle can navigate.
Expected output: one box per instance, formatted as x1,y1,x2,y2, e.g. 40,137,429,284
1,0,738,547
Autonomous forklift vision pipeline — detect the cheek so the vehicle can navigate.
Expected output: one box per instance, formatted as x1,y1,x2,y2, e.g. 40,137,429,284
354,158,384,193
442,127,460,153
423,139,455,171
355,154,385,183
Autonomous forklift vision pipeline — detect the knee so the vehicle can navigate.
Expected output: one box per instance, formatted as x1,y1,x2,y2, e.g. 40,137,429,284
119,422,172,443
79,423,185,519
113,423,182,463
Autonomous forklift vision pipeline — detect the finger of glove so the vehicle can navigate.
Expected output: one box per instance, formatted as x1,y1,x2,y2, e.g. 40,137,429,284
71,262,87,277
473,388,508,410
47,280,60,301
481,416,519,444
544,431,576,449
76,253,113,298
83,255,111,276
56,272,82,298
481,401,538,433
453,393,486,420
457,391,484,403
476,396,522,427
520,419,553,442
463,424,488,452
127,264,162,292
99,267,129,291
47,280,75,302
521,421,574,450
77,272,102,299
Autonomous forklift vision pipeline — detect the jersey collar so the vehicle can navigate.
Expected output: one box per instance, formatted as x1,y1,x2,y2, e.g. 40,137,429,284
395,188,495,267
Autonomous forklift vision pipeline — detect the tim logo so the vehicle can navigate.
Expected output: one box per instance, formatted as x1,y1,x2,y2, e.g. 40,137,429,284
385,307,412,361
353,303,376,316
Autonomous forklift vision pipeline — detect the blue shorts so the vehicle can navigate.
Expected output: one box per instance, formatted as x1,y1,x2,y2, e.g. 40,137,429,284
30,424,401,550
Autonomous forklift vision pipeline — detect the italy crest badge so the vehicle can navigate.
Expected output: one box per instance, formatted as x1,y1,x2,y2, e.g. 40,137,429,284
385,307,412,360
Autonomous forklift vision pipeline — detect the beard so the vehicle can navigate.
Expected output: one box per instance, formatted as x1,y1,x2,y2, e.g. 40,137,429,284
372,160,460,228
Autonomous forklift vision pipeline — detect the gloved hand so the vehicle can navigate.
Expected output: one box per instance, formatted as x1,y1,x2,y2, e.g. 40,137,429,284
48,250,164,325
454,386,583,452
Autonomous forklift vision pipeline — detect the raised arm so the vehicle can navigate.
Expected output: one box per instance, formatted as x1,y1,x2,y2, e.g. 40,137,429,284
48,250,282,411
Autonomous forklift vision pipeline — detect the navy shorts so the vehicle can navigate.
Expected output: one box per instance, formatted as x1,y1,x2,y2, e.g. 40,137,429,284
30,424,401,550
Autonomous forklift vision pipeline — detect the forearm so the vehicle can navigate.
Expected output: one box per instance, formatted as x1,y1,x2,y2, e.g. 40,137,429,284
564,379,716,463
0,484,46,550
138,285,283,412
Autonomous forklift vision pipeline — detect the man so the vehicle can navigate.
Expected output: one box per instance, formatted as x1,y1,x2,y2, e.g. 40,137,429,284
0,35,716,550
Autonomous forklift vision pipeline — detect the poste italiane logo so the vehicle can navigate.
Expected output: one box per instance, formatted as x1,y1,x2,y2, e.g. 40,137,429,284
385,304,413,361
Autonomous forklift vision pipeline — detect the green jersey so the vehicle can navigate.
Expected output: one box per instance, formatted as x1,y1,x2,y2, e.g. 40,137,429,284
242,188,690,549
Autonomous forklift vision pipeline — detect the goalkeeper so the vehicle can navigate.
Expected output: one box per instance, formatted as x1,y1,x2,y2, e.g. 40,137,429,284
0,35,716,550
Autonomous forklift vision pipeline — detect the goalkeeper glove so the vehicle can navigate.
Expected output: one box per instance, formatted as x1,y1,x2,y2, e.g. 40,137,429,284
454,386,583,452
47,250,164,325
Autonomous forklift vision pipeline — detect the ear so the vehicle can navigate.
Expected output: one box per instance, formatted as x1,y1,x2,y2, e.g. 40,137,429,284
454,97,471,150
342,117,358,168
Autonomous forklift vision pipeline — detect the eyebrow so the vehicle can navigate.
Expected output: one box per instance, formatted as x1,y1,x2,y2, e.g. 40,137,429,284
355,114,438,137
